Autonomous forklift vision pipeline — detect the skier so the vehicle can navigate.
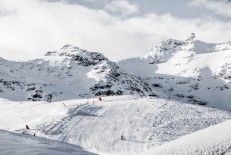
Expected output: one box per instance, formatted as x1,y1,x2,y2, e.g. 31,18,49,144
121,135,125,140
99,97,102,101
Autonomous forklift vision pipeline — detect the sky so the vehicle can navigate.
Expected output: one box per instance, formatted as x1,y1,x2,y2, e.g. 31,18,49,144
0,0,231,61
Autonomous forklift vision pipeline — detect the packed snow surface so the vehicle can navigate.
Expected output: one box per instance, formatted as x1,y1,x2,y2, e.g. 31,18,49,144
0,96,230,154
0,130,96,155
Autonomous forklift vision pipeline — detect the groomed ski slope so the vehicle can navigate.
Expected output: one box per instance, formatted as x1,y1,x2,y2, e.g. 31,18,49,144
0,96,231,155
0,130,96,155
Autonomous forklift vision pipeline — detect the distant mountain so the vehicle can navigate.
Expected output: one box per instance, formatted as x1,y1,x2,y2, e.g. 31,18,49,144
0,45,151,102
0,34,230,111
118,34,231,110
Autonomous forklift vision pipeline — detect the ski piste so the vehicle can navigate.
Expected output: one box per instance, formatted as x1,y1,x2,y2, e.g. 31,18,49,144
0,95,231,154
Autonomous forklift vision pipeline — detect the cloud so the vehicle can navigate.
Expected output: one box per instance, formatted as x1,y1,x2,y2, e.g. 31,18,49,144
0,0,231,62
104,0,139,16
0,0,17,16
191,0,231,17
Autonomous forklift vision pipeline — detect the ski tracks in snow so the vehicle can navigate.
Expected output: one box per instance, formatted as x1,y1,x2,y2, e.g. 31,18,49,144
43,98,169,154
7,96,230,155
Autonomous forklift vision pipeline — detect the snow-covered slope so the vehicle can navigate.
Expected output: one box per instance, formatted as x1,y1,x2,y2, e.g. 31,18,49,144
0,45,151,102
0,35,230,111
0,96,230,155
118,34,231,110
147,119,231,155
0,130,96,155
1,35,231,155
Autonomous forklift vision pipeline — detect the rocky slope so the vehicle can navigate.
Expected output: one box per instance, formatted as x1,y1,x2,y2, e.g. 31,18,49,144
0,45,151,102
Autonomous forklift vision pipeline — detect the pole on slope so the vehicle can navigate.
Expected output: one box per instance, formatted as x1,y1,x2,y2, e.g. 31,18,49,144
22,118,30,130
22,118,26,124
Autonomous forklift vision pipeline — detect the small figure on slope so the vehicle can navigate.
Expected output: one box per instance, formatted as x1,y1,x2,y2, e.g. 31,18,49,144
121,135,125,140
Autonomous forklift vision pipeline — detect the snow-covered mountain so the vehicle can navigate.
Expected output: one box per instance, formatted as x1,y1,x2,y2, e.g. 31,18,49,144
118,34,231,111
0,34,230,111
0,45,151,102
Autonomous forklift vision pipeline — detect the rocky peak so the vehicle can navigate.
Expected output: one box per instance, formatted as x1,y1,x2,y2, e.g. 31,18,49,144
44,45,108,66
143,33,231,64
143,39,184,63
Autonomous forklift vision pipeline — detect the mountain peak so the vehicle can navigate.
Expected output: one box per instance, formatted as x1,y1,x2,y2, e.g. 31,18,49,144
44,45,83,57
44,45,108,66
142,34,231,64
186,33,196,42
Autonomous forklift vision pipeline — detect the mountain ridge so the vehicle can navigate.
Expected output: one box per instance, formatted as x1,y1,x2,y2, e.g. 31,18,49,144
0,45,152,102
0,35,230,111
118,34,231,110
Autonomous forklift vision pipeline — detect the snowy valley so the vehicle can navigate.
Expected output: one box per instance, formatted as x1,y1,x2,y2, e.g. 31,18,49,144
0,35,231,155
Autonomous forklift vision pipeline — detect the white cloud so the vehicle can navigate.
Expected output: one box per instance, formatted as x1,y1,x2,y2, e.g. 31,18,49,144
191,0,231,17
104,0,139,16
0,0,231,62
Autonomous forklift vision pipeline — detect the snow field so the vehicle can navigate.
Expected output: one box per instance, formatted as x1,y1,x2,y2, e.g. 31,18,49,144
0,96,230,155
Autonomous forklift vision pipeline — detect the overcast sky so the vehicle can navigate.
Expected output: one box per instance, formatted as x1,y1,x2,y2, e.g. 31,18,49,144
1,0,231,61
